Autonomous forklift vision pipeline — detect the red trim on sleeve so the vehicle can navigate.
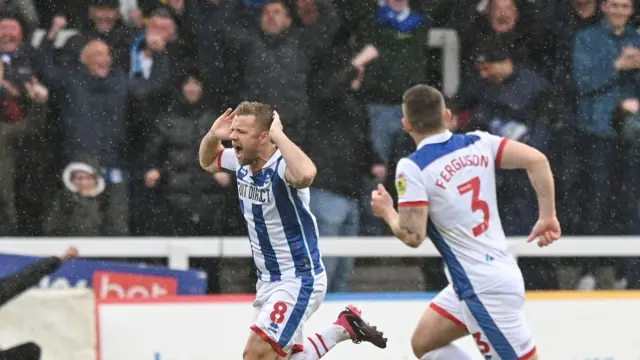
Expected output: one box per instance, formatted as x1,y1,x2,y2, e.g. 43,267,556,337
216,148,225,170
519,346,537,360
398,201,428,207
429,303,468,331
495,138,509,168
250,325,287,357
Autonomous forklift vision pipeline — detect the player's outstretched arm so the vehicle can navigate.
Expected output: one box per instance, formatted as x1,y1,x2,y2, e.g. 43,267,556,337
499,140,561,246
371,184,427,248
269,111,317,188
199,108,235,173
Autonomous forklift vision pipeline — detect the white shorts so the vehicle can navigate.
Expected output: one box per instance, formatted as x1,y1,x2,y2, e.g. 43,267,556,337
250,272,327,356
430,284,536,360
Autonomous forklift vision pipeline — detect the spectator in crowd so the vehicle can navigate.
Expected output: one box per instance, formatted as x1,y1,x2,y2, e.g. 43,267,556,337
571,0,640,289
0,61,31,235
36,16,171,236
358,0,429,163
158,0,197,53
61,0,137,70
0,11,51,237
220,0,339,145
454,0,539,70
44,159,109,236
0,12,45,235
355,0,430,236
126,7,185,234
549,0,602,93
0,0,38,34
0,12,36,76
307,43,385,292
129,7,190,81
143,70,232,236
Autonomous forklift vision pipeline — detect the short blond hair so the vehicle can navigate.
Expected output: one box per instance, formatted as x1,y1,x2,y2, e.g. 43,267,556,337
235,101,274,131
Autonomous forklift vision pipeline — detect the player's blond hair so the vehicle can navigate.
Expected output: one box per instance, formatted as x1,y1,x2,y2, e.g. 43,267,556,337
402,85,445,133
235,101,275,131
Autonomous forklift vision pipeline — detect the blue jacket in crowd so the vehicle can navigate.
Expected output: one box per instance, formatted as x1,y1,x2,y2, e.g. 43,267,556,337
572,19,640,138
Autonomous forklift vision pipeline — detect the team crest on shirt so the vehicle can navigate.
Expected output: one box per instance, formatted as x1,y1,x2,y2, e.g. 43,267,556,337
395,173,407,196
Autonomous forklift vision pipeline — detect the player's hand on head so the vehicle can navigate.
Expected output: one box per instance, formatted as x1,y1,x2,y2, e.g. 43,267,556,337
527,216,561,248
269,110,284,142
210,108,235,140
370,184,393,219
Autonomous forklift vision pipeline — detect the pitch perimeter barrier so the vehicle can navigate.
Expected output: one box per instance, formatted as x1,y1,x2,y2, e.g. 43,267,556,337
0,236,637,269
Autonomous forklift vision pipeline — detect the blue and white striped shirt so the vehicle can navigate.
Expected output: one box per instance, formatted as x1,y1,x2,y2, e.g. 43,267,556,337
217,148,324,281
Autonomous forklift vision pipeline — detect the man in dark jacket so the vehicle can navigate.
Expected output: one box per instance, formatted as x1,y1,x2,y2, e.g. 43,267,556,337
221,0,339,145
39,16,170,168
36,17,171,236
0,246,78,360
569,0,640,289
143,71,232,236
0,11,38,236
571,0,640,234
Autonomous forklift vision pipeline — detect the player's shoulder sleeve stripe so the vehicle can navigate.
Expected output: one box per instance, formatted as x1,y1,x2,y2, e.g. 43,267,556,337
216,147,225,170
408,134,481,170
495,138,509,168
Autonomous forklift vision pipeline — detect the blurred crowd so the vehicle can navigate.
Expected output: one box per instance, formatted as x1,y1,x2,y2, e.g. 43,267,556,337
2,0,640,292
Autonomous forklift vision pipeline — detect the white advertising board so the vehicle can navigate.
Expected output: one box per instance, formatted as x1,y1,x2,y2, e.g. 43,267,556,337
0,288,95,360
96,291,640,360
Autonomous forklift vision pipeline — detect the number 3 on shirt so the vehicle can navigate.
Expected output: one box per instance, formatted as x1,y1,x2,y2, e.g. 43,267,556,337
457,177,490,236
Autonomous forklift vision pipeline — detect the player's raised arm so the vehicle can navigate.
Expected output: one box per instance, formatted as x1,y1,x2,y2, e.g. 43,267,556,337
499,139,561,246
269,111,317,188
199,108,235,173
